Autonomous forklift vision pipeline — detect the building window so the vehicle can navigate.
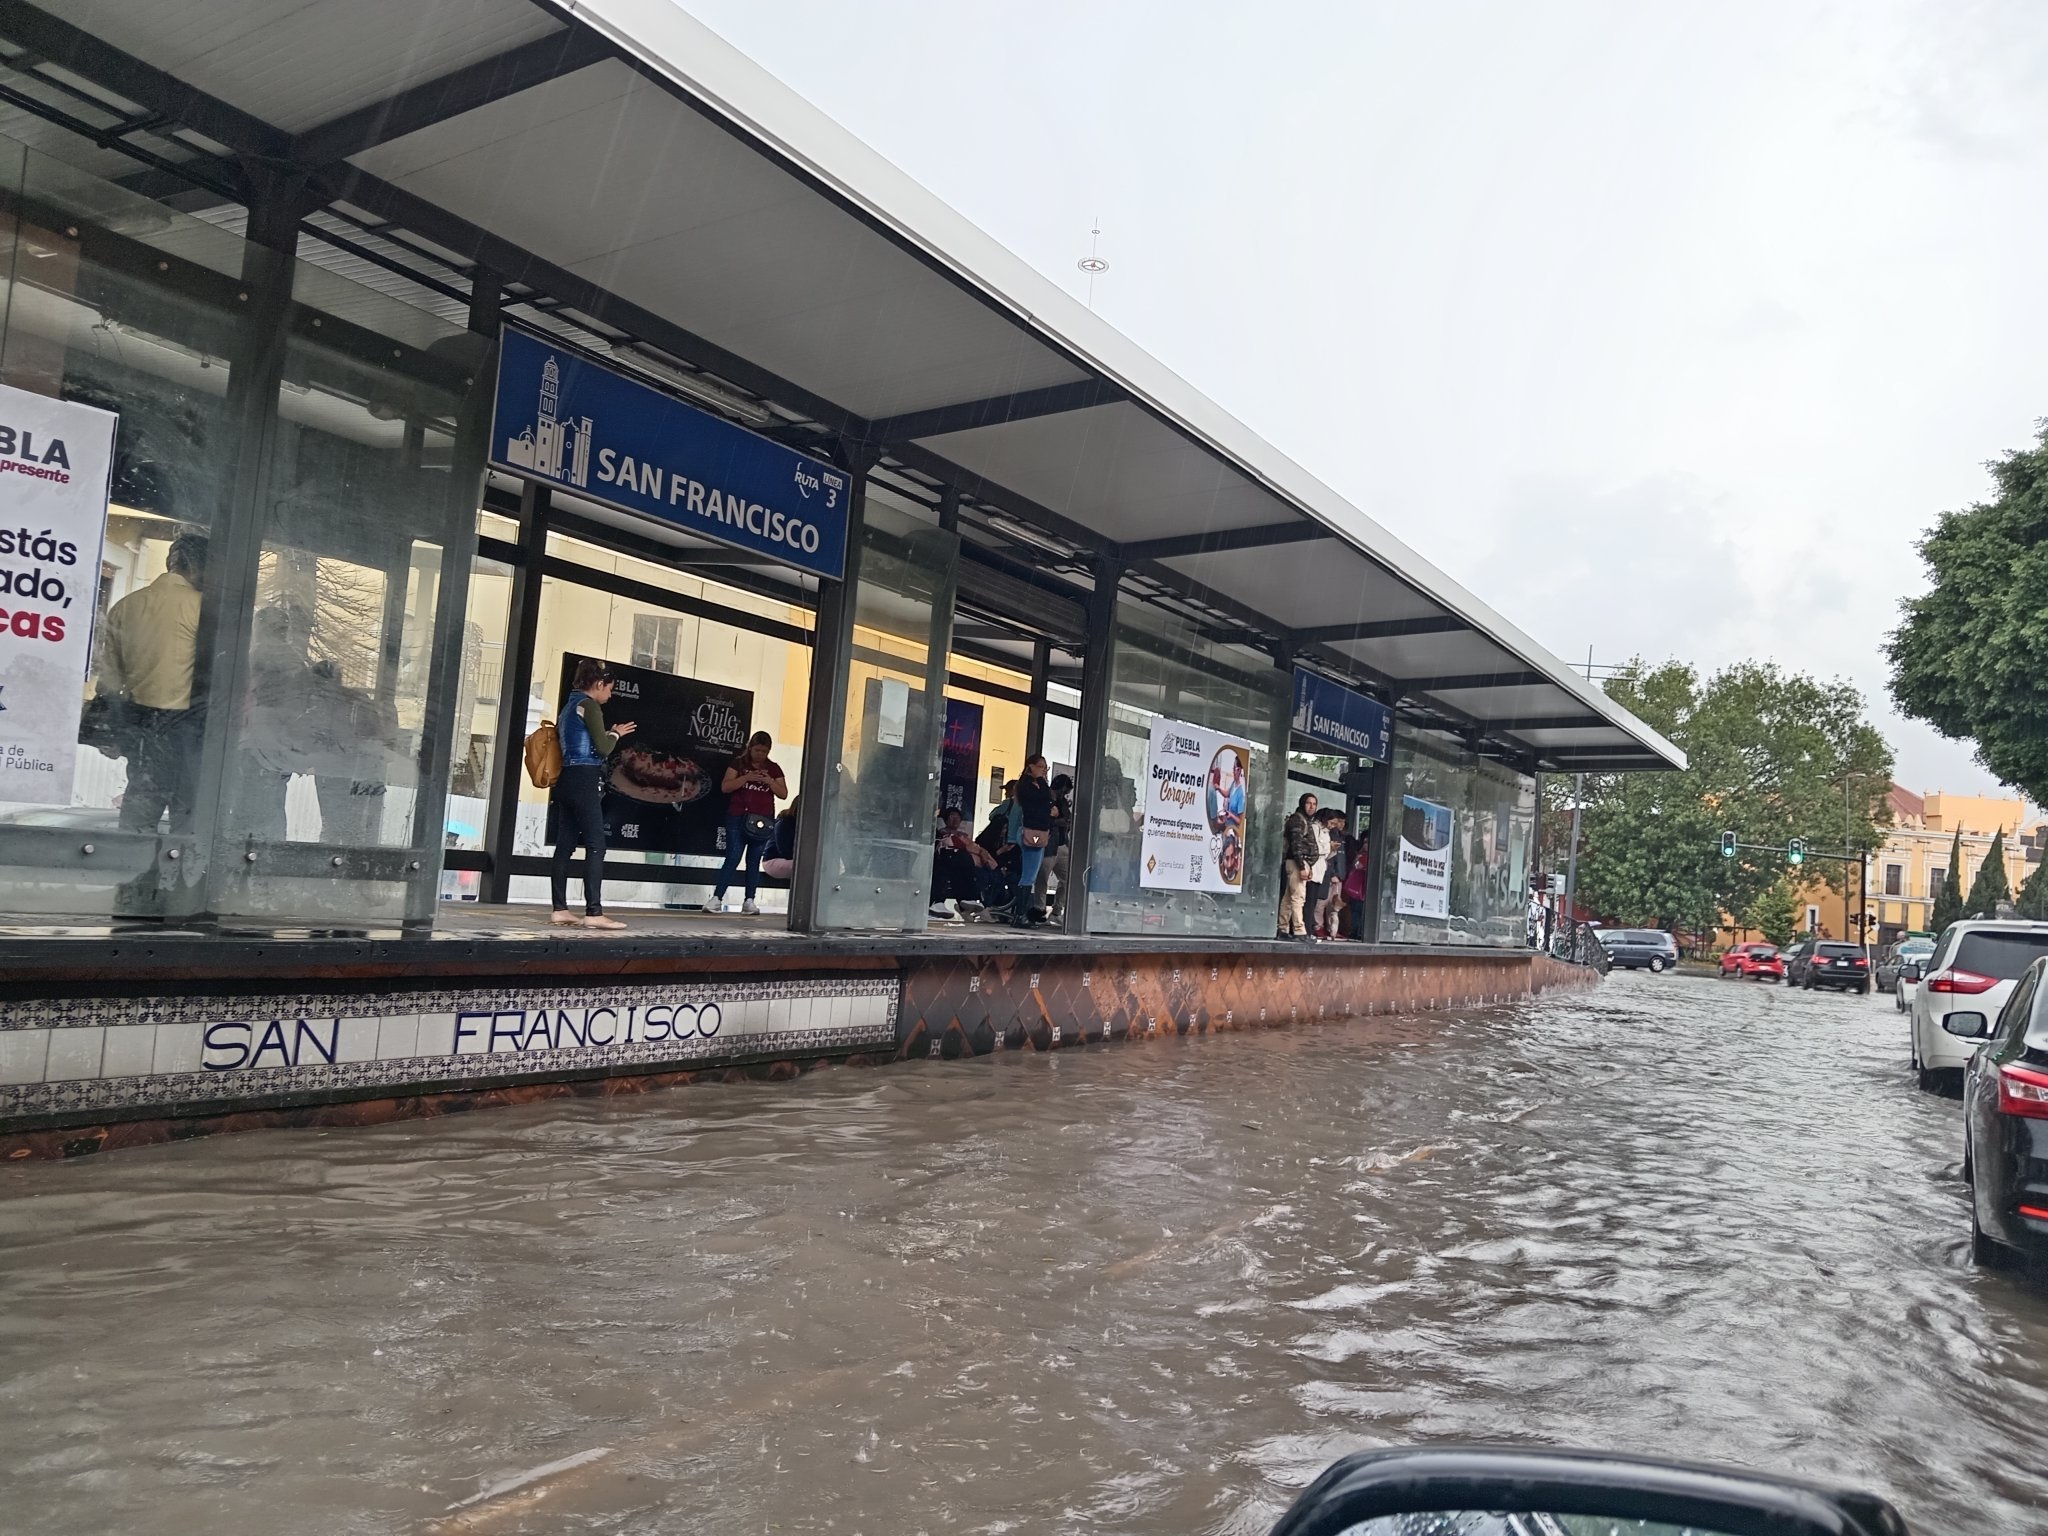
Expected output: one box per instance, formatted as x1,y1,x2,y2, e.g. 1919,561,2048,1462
1930,866,1946,898
631,613,682,673
1806,904,1821,934
1884,863,1902,897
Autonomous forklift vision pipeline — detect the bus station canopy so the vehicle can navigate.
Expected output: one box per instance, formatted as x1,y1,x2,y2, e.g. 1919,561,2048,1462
0,0,1683,774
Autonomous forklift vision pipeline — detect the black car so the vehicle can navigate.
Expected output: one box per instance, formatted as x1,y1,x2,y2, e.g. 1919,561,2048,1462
1958,956,2048,1270
1792,940,1870,993
1595,928,1678,972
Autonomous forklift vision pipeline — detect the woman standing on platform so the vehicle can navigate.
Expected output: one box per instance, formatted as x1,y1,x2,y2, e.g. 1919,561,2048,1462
709,731,788,915
1010,755,1055,924
551,659,635,931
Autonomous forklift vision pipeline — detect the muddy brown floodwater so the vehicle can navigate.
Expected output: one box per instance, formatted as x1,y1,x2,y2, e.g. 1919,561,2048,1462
4,972,2047,1535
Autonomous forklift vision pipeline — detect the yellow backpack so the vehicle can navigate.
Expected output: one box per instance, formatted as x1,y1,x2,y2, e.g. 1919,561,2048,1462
523,718,562,789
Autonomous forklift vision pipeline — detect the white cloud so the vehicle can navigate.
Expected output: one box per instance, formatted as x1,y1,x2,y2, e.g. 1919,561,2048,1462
678,0,2048,795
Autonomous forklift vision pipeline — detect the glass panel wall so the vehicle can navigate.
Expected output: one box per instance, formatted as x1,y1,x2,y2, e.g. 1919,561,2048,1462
1087,600,1289,939
811,496,957,930
0,135,489,923
0,145,243,916
1373,732,1537,947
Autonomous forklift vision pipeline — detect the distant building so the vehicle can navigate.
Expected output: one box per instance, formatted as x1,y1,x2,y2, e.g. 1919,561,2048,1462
1715,786,2046,951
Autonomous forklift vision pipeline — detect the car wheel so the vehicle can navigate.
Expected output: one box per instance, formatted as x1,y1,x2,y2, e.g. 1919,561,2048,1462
1648,957,1666,973
1859,980,1871,996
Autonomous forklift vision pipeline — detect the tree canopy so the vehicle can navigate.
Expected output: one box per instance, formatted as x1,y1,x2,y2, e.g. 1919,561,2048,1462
1889,422,2048,801
1933,830,1964,932
1966,828,2012,917
1563,660,1894,932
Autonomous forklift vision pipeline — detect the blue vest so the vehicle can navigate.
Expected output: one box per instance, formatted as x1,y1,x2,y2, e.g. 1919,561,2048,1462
559,691,605,767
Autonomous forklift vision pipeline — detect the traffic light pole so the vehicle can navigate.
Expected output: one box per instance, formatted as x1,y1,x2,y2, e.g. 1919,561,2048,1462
1718,836,1870,950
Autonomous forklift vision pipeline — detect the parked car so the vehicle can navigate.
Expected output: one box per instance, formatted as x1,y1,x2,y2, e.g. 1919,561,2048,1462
1794,940,1870,992
1956,956,2048,1270
1778,938,1813,982
1595,928,1679,972
1910,919,2048,1092
1718,942,1785,981
1876,937,1935,994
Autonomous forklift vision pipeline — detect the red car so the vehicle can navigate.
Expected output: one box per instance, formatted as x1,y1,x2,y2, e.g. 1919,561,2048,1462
1719,942,1785,981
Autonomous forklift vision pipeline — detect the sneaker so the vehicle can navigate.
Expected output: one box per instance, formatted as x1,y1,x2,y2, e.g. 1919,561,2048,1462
740,899,760,916
582,914,627,931
705,899,730,914
928,903,953,919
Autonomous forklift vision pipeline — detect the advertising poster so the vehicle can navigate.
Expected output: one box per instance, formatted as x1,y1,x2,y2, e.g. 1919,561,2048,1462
0,384,117,806
938,698,983,819
553,654,753,856
1395,794,1454,918
1139,716,1250,894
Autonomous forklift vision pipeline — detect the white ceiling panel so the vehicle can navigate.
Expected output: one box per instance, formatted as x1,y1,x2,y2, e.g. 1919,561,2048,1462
1332,630,1520,681
919,402,1297,543
1162,543,1439,633
353,64,1087,419
47,0,560,133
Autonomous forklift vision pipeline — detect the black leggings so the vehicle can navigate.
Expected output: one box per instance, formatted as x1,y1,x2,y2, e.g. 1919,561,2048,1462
550,765,607,915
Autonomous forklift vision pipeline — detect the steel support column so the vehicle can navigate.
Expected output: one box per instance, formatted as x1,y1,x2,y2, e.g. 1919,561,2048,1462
483,479,549,904
1061,556,1121,937
401,273,499,923
787,454,873,933
1358,717,1399,943
178,170,310,920
1024,637,1050,763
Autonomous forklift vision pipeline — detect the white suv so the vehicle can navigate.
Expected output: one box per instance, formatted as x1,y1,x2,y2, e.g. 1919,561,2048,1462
1910,920,2048,1091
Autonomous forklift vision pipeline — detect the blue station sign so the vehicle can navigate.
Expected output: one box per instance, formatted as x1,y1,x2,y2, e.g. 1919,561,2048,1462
1291,668,1393,761
489,325,850,579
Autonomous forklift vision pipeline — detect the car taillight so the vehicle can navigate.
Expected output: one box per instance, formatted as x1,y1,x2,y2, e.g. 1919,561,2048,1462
1997,1064,2048,1119
1928,969,1998,994
1853,957,1868,968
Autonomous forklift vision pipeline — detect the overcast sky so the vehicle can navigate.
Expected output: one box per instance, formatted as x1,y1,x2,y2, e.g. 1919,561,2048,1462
680,0,2048,797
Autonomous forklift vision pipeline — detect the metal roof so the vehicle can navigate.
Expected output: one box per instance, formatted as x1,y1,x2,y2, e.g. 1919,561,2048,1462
0,0,1683,773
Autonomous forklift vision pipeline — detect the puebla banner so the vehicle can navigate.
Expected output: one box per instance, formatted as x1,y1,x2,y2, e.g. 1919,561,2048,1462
1139,716,1251,894
491,326,849,579
0,384,116,806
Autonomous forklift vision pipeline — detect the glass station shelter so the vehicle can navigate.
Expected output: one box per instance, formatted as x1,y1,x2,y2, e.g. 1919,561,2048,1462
0,0,1680,947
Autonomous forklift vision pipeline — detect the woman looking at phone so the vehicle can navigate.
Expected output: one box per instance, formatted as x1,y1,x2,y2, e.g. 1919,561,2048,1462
708,731,787,915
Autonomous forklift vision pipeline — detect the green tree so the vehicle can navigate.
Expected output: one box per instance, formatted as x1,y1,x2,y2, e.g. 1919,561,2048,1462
1889,422,2048,800
1571,660,1894,932
1966,827,2012,916
1742,878,1800,948
2017,855,2048,920
1932,829,1965,932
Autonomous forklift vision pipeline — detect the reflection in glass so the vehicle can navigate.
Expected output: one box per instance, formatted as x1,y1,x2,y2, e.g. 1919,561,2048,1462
1374,731,1538,947
1088,599,1288,939
811,496,957,930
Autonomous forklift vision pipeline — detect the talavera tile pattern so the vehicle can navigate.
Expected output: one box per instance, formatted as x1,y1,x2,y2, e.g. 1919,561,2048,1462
0,977,896,1122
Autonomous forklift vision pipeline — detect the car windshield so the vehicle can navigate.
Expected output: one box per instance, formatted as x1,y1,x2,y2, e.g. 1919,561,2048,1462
1748,947,1777,959
1901,940,1934,957
1817,943,1861,958
1952,930,2048,981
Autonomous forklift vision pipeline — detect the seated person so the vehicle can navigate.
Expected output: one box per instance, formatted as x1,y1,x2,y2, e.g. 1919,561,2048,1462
931,807,996,915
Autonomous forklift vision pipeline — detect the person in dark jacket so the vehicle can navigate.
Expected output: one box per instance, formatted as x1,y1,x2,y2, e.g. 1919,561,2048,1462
1008,755,1055,923
551,659,635,930
1278,793,1320,940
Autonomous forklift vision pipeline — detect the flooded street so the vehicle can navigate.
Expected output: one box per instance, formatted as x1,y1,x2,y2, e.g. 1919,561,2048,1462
5,971,2045,1536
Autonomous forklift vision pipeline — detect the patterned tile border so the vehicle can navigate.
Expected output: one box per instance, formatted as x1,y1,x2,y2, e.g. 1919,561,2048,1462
0,976,896,1124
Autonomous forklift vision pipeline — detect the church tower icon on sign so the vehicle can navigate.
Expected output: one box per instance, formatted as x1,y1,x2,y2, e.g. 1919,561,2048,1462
504,353,593,488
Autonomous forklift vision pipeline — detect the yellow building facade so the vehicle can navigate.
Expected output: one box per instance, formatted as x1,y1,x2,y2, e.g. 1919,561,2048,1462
1804,788,2044,945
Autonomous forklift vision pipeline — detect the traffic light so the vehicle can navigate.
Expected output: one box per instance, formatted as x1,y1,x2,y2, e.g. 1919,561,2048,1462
1788,837,1805,866
1720,830,1737,858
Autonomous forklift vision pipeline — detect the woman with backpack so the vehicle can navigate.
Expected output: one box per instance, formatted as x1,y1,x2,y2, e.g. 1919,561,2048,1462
708,731,787,915
550,659,635,930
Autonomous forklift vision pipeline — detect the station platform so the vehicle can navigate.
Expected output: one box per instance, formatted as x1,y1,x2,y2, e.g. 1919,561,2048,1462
0,907,1596,1161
